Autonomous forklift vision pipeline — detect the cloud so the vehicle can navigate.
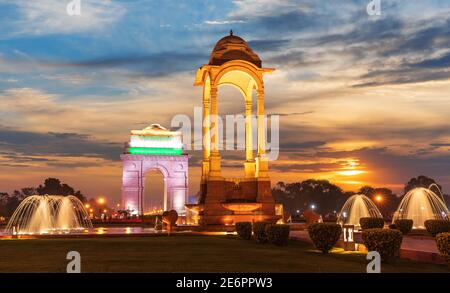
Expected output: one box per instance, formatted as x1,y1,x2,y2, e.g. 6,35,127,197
269,111,314,117
247,39,291,52
66,52,208,77
353,69,450,87
204,20,246,25
281,141,326,149
230,0,308,19
2,0,126,36
430,143,450,147
0,127,122,161
410,52,450,69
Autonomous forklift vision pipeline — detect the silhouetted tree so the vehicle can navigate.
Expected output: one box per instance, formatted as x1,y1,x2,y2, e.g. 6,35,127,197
0,192,23,218
358,186,400,218
1,179,87,218
36,178,86,202
273,179,348,216
404,175,442,195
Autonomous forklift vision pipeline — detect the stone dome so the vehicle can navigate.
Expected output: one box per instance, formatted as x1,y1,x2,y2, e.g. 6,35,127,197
209,31,262,68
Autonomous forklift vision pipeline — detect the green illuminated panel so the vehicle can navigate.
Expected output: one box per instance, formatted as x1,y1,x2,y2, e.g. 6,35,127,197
128,147,182,156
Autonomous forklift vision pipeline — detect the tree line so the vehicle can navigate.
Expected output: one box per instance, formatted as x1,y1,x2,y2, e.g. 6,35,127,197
272,175,449,218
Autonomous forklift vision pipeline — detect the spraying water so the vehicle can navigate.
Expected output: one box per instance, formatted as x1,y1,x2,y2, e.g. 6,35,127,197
393,187,449,229
6,195,93,235
337,194,383,228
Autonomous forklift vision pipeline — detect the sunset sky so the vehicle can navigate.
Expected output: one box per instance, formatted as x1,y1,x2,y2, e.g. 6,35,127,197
0,0,449,205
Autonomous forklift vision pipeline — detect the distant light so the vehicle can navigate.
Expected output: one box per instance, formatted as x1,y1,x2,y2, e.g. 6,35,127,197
85,204,90,208
296,210,300,214
375,195,383,203
343,212,347,218
89,208,93,213
103,209,107,213
311,204,316,210
98,198,105,204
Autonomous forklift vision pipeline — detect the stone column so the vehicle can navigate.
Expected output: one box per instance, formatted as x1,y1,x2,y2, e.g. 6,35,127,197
244,97,255,178
245,99,253,161
256,88,268,178
202,88,211,179
209,86,221,178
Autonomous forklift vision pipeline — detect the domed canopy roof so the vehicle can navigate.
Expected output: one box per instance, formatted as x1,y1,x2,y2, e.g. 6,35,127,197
209,31,262,68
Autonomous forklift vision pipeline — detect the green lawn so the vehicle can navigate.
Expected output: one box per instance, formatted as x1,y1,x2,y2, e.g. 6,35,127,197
0,235,448,273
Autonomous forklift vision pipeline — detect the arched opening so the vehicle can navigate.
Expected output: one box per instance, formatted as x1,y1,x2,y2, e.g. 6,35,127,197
143,169,166,215
213,68,259,179
217,84,253,178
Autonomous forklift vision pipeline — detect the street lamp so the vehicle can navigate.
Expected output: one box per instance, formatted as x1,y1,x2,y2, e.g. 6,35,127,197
375,195,383,203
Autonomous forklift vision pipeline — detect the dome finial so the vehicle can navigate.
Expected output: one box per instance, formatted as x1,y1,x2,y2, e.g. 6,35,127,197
230,29,233,36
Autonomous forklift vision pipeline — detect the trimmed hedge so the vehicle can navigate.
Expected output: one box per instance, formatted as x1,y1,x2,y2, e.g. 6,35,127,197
425,220,450,237
394,219,413,235
362,228,403,261
253,221,270,243
360,217,385,229
235,222,252,240
265,224,290,246
307,223,341,253
436,232,450,266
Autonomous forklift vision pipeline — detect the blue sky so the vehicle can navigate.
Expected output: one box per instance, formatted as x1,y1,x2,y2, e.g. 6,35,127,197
0,0,450,204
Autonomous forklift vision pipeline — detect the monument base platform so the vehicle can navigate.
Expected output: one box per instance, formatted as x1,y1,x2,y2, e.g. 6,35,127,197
187,178,282,226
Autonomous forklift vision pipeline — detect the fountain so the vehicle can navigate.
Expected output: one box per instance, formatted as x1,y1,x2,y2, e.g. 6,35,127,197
337,194,383,229
5,195,93,235
392,187,449,229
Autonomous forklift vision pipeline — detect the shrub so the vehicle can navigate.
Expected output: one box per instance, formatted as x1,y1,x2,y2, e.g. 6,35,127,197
253,221,270,243
307,223,341,253
394,219,413,235
265,224,290,246
362,228,402,261
436,233,450,266
425,220,450,237
235,222,252,240
360,217,385,229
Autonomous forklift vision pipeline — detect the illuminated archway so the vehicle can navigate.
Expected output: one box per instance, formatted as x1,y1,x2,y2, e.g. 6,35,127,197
121,125,188,217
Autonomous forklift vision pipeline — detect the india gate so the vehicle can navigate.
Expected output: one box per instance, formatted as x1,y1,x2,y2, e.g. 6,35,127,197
189,31,281,225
